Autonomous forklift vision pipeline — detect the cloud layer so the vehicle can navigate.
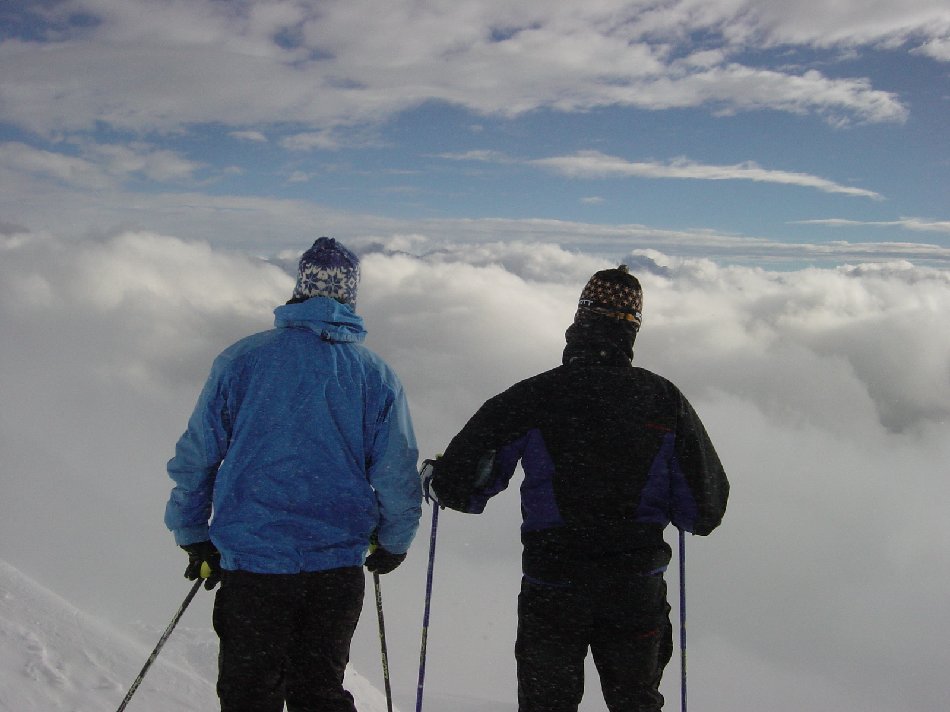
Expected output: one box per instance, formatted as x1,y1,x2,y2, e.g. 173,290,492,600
6,0,944,137
1,229,948,711
531,151,884,198
3,1,947,268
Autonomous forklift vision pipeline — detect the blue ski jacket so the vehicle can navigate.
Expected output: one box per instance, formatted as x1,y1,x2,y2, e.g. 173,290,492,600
165,296,422,573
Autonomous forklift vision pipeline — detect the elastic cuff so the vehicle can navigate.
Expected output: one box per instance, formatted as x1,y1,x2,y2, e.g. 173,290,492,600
173,525,211,546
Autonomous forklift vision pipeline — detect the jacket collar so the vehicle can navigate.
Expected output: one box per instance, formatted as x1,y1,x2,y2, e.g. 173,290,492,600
273,296,367,343
562,318,636,367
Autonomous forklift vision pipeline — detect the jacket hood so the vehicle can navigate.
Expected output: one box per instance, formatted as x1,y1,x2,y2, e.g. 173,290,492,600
273,296,367,343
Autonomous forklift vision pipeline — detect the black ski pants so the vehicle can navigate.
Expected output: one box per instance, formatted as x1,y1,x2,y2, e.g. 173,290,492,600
212,567,365,712
516,572,673,712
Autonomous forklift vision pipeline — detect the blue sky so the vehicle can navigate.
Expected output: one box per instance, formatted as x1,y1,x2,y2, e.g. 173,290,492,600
1,0,948,266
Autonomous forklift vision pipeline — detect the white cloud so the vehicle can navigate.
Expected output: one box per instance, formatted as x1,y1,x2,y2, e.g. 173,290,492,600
438,149,515,163
77,140,207,182
913,36,950,60
0,0,931,136
794,216,950,233
532,150,884,198
0,141,115,190
2,143,949,268
697,65,907,125
285,170,312,183
280,131,345,152
1,232,949,711
740,0,950,52
2,160,949,267
0,140,205,190
438,147,887,198
228,130,268,142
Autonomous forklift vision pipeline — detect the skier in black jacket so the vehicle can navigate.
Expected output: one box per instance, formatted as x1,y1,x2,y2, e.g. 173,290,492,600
427,264,729,712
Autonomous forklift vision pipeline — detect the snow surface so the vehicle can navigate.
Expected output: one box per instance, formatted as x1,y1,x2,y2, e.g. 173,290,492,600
0,559,396,712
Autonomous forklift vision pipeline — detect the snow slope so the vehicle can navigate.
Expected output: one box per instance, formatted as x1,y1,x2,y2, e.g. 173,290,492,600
0,559,396,711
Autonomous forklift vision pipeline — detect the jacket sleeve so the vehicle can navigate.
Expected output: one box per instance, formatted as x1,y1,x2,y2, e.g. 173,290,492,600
164,358,232,546
366,376,422,555
431,389,528,513
670,390,729,536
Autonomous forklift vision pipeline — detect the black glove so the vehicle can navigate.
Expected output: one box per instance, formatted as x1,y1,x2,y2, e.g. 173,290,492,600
365,547,406,575
181,540,222,590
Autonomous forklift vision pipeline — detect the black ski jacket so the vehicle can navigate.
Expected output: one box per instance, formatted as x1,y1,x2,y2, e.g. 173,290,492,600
431,342,728,585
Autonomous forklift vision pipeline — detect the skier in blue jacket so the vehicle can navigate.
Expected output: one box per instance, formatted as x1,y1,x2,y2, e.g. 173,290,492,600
165,237,421,712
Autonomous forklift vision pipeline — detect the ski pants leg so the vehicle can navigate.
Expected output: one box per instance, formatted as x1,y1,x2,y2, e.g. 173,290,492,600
283,568,365,712
589,572,672,712
213,567,364,712
515,574,672,712
516,579,590,712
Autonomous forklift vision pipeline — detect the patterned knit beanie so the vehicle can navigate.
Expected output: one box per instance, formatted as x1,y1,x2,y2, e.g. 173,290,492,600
575,264,643,328
292,237,360,305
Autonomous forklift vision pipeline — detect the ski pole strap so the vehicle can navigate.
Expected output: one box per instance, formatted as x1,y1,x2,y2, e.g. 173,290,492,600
116,578,202,712
416,503,440,712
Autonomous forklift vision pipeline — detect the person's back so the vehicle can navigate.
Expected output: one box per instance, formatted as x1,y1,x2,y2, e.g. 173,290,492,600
171,295,419,573
165,237,421,712
430,263,728,712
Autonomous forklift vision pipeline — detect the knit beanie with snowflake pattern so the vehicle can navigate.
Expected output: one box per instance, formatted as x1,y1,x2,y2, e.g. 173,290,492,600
291,237,360,306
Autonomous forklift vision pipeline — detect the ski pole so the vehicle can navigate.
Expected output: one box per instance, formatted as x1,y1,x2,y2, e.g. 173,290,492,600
415,502,440,712
373,572,394,712
115,579,202,712
678,528,687,712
